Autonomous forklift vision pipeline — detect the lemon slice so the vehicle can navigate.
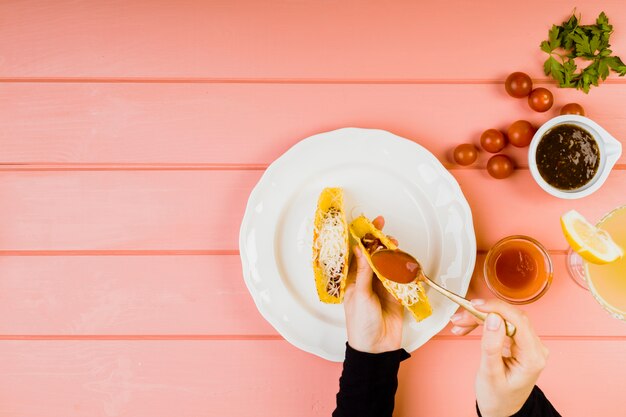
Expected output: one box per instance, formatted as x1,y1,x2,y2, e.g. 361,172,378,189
561,210,624,264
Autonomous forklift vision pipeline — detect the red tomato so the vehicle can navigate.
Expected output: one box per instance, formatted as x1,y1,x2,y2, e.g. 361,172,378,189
560,103,585,116
487,155,514,179
505,72,533,98
528,88,554,112
453,144,479,166
480,129,507,153
507,120,536,148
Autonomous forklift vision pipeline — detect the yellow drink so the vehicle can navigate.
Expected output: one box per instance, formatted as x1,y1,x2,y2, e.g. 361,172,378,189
586,205,626,319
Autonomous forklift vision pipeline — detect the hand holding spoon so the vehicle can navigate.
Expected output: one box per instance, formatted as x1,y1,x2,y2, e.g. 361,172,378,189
370,249,516,337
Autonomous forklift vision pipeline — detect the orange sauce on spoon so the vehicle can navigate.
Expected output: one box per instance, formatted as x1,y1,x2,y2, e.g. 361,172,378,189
371,249,421,284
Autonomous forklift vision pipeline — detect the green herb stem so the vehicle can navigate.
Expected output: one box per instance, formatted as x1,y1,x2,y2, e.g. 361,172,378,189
541,11,626,93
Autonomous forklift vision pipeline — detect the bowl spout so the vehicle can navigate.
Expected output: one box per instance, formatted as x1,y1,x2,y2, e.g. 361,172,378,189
604,134,623,160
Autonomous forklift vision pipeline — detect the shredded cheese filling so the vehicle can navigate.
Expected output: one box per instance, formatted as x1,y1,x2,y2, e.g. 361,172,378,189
314,208,347,298
383,280,422,306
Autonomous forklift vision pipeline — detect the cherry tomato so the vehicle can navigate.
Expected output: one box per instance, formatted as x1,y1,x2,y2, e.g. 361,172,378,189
507,120,536,148
487,155,514,179
505,72,533,98
453,143,479,166
560,103,585,116
480,129,507,153
528,88,554,112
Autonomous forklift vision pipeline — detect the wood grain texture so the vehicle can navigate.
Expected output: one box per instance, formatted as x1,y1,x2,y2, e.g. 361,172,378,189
0,170,255,251
2,0,626,80
1,254,624,337
0,255,272,336
2,83,626,166
399,338,626,417
454,169,626,251
3,0,626,415
0,340,339,417
1,339,625,417
1,170,624,251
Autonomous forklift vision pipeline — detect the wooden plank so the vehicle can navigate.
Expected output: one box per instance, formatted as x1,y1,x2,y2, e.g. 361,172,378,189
0,339,624,416
0,340,339,417
1,83,625,165
2,1,625,80
0,255,272,336
0,170,257,251
453,169,626,251
400,338,626,417
1,254,624,337
1,170,624,251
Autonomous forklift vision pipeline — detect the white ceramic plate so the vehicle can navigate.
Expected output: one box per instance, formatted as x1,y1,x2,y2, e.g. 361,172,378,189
239,128,476,361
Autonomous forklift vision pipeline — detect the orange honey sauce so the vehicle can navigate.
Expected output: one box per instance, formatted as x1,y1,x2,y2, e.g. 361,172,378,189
484,236,553,304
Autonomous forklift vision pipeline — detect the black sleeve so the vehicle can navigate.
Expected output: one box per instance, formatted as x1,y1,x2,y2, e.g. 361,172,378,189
476,386,561,417
332,343,410,417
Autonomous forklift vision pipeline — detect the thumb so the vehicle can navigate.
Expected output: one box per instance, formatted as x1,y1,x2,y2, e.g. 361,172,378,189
479,313,506,378
353,246,374,294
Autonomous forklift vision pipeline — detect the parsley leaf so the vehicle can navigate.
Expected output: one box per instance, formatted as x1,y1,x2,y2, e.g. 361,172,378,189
548,25,561,50
544,56,565,85
597,12,610,29
605,56,626,75
541,11,626,92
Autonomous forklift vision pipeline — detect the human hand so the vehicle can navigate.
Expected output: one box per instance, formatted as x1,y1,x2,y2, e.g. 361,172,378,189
343,216,404,354
449,299,549,417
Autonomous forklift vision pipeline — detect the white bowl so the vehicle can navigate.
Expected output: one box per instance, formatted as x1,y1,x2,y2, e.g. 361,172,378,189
528,115,622,199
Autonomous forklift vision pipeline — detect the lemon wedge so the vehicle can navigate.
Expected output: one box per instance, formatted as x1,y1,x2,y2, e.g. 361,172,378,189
561,210,624,264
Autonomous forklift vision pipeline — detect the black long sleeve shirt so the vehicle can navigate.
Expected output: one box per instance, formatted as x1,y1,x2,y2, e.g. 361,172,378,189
333,343,561,417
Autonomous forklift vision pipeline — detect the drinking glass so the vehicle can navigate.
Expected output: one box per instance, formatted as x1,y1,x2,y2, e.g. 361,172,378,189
566,205,626,320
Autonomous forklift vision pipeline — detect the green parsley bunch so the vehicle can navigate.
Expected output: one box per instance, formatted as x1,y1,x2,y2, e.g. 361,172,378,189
541,12,626,93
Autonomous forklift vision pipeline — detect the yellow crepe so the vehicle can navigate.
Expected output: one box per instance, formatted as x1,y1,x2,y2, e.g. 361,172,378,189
312,188,349,303
349,215,432,322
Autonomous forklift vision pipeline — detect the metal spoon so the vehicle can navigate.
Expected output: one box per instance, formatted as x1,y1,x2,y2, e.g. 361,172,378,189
370,249,516,337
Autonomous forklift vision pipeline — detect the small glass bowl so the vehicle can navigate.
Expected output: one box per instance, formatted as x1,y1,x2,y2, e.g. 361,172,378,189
484,235,553,304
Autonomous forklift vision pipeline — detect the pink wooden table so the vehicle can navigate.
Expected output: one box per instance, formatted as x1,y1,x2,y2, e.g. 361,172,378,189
2,1,626,415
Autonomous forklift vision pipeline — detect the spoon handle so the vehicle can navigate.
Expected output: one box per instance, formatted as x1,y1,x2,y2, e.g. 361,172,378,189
421,276,516,337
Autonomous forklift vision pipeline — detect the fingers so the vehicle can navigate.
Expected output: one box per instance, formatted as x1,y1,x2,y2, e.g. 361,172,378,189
502,337,513,358
472,299,548,374
479,313,506,378
471,299,540,354
450,310,479,335
352,245,374,294
450,323,478,336
372,215,385,230
373,278,403,315
450,309,482,327
371,216,398,247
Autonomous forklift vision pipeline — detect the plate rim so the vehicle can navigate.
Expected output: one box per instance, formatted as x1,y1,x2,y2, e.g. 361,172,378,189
239,127,476,361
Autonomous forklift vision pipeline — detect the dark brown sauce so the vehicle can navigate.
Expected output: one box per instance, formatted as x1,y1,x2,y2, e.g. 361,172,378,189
536,124,600,190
